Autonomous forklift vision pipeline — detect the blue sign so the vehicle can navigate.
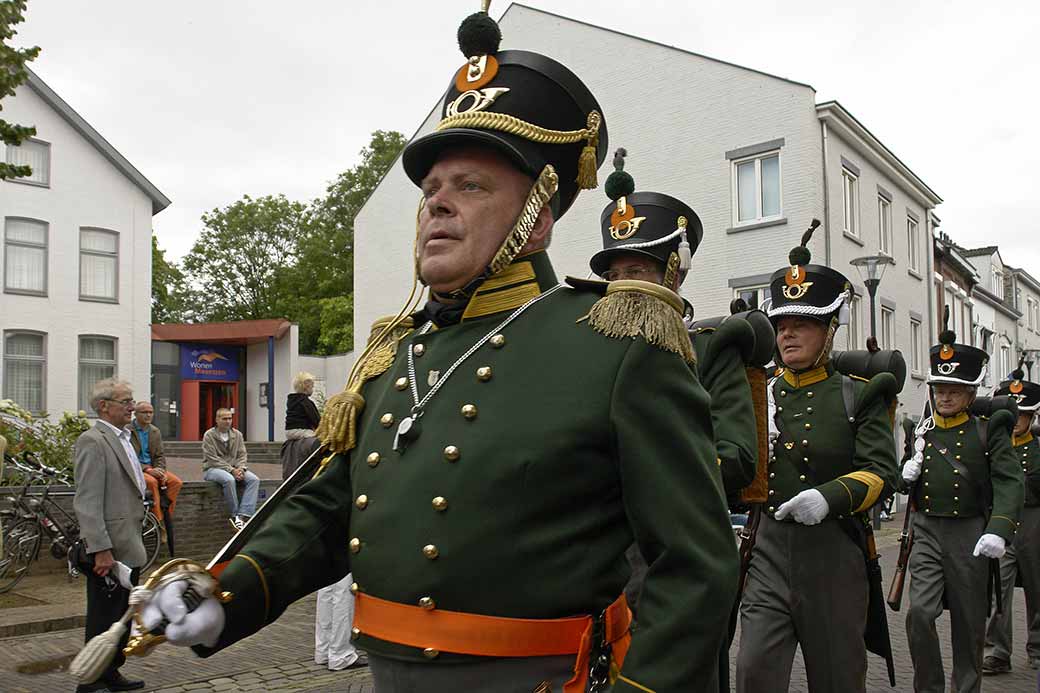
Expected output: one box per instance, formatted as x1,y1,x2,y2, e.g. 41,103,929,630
179,343,241,381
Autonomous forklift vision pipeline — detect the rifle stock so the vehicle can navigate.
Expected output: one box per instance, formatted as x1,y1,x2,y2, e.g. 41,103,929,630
887,485,916,611
737,505,762,598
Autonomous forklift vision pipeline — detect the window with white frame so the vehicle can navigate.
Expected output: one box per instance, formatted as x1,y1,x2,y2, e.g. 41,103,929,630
847,294,862,349
880,306,895,350
1000,344,1011,379
1028,297,1036,331
5,138,50,186
878,196,892,255
78,336,117,413
733,151,781,224
907,216,920,273
80,228,118,301
842,168,859,237
3,331,46,414
992,267,1004,299
734,285,771,311
910,318,923,375
4,218,47,295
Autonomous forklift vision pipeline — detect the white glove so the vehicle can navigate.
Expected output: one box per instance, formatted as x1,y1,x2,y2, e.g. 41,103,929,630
973,533,1007,559
775,489,829,525
140,579,225,648
902,453,923,483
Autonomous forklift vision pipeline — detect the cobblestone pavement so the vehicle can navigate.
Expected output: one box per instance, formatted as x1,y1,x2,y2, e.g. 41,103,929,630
2,526,1039,691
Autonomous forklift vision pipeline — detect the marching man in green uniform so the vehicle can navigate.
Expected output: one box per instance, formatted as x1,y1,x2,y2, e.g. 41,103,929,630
983,364,1040,674
588,151,768,692
589,149,762,500
136,5,737,692
902,312,1024,692
735,228,899,693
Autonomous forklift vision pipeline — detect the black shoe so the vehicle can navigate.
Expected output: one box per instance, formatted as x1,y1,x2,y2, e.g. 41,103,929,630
75,683,110,693
100,672,145,691
982,655,1011,675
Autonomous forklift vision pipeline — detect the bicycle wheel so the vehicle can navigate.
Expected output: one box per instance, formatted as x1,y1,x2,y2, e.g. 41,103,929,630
141,513,162,572
0,518,41,593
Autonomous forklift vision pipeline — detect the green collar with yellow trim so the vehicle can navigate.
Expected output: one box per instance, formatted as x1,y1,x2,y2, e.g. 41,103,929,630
461,251,559,322
933,411,970,429
781,364,832,389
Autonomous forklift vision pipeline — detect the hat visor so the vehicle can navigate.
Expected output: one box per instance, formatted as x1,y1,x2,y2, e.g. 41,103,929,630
589,247,666,278
402,128,538,186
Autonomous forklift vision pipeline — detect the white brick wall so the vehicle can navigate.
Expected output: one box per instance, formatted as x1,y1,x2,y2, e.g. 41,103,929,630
0,83,154,418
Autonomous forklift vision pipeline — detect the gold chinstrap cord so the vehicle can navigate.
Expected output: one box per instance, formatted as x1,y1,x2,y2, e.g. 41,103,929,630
488,164,558,275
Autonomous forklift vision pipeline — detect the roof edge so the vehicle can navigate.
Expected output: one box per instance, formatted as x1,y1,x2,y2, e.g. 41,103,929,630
816,100,941,207
505,3,815,91
24,68,171,214
973,285,1021,320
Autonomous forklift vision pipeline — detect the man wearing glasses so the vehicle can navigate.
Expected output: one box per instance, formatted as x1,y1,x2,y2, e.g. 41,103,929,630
73,378,148,692
130,402,182,544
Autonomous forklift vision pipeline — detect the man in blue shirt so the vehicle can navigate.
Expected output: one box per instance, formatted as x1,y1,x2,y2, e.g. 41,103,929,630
129,402,182,539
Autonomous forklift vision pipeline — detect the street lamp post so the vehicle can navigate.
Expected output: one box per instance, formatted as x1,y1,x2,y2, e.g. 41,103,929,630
850,254,895,529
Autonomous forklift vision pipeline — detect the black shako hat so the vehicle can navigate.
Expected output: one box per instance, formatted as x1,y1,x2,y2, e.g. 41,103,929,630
589,148,703,280
401,8,608,220
766,220,851,325
928,305,988,386
994,358,1040,412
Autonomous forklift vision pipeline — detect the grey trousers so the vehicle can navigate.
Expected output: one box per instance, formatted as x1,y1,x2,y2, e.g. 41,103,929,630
735,514,868,693
985,505,1040,663
368,653,577,693
906,514,988,693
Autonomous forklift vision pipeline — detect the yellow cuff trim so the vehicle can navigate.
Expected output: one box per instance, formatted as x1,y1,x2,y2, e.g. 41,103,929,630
843,471,885,512
992,515,1018,532
233,553,270,623
835,479,855,510
617,674,657,693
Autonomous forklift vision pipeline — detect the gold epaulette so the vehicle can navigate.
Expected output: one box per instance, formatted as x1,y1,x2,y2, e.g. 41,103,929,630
581,279,695,364
316,315,416,454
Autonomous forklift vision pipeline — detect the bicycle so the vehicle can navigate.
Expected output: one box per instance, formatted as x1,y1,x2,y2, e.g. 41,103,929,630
0,456,162,592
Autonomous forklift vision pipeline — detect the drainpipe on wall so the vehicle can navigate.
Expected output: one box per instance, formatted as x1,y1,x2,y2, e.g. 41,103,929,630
268,336,275,442
820,120,832,266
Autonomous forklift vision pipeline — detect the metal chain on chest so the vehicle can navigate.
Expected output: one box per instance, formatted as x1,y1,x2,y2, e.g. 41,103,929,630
393,284,564,451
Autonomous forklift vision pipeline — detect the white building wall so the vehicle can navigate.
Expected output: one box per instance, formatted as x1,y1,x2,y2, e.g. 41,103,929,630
824,128,933,420
244,326,297,441
965,251,1019,385
354,4,824,336
0,83,154,418
1011,272,1040,372
297,352,355,403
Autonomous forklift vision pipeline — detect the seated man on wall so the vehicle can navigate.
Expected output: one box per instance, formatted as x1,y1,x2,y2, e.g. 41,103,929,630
202,409,259,532
130,401,183,541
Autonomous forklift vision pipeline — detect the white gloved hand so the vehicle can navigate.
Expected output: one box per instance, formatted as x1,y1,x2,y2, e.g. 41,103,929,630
902,453,923,483
973,533,1007,559
774,488,829,525
140,579,225,648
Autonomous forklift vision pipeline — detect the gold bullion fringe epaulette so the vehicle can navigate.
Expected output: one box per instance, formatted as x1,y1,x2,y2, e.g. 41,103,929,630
582,279,695,364
317,316,415,454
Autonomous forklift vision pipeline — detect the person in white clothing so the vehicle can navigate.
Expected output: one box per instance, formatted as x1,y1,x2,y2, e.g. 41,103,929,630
314,572,359,670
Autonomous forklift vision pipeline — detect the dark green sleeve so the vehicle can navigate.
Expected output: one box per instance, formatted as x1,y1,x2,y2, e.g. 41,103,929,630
610,339,738,692
817,375,899,517
986,410,1025,541
194,452,352,655
693,331,757,495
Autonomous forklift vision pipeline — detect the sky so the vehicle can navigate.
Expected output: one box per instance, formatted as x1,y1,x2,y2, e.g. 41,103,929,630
11,0,1039,268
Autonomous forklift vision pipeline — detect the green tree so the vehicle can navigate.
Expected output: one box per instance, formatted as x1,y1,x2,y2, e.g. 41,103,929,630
290,130,406,353
183,194,308,322
151,234,193,323
0,0,39,181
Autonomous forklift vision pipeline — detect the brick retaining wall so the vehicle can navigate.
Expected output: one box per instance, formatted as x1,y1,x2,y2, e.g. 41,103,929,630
1,480,282,576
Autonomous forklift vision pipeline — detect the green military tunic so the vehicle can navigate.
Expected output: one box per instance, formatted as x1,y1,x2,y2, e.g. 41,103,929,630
1017,431,1040,508
766,365,898,517
690,321,757,495
907,411,1023,541
198,251,738,692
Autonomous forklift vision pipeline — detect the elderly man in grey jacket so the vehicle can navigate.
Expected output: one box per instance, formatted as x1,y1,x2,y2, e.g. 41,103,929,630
202,408,259,531
73,378,147,693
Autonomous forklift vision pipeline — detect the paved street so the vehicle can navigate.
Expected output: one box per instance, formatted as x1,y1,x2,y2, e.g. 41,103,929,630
1,523,1039,691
